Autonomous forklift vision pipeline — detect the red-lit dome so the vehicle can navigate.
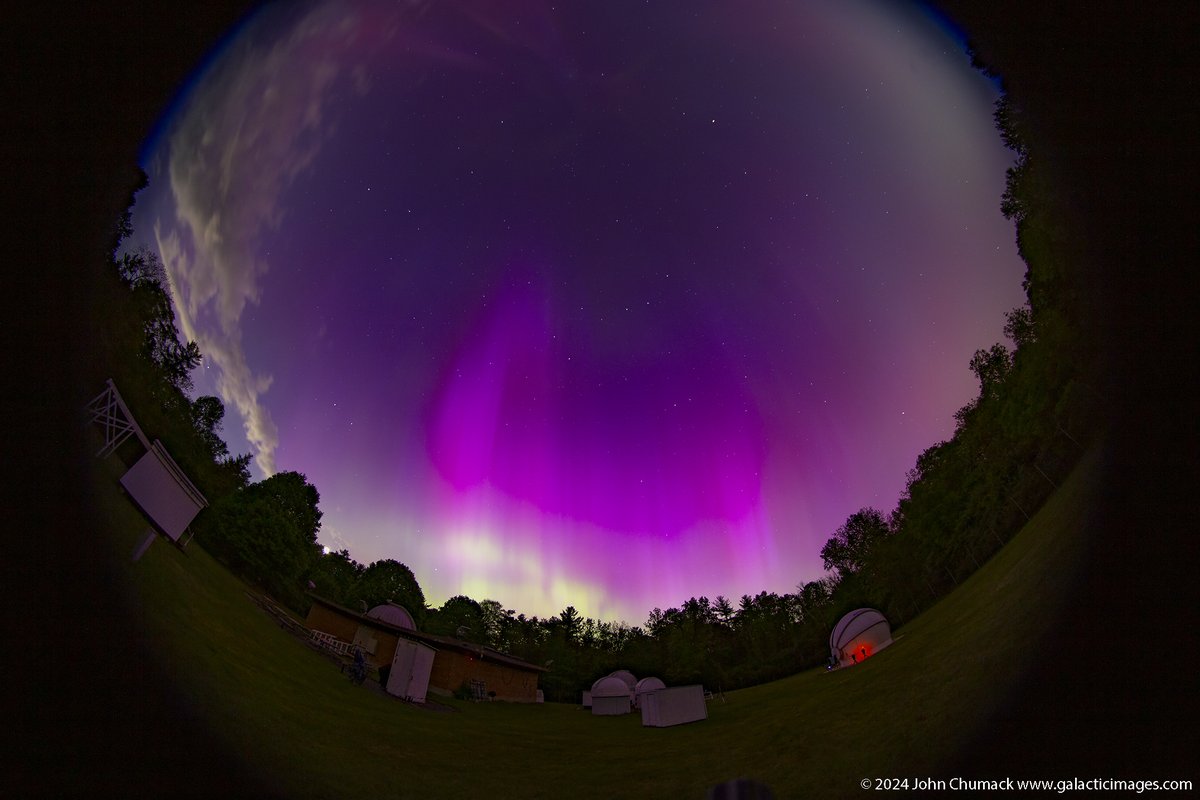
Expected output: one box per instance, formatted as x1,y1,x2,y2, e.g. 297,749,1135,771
829,608,893,667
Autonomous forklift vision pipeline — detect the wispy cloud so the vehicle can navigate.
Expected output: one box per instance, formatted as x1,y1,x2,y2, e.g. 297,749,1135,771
150,1,509,476
153,4,358,476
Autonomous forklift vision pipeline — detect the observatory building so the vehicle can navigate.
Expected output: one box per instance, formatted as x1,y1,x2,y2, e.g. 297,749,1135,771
306,595,546,702
829,608,893,667
590,675,634,715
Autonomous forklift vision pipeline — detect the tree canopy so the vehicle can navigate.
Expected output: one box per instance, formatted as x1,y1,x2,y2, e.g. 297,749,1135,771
198,471,322,608
347,559,426,621
819,507,892,578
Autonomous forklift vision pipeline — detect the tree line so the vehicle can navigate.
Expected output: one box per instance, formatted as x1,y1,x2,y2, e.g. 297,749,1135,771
93,179,313,608
97,87,1099,701
307,551,841,701
809,95,1103,632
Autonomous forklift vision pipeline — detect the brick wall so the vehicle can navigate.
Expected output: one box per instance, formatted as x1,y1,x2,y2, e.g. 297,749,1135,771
306,603,358,643
428,650,539,702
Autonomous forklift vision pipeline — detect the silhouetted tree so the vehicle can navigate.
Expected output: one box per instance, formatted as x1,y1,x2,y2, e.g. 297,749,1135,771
305,549,364,606
115,247,201,398
557,605,583,643
713,595,735,626
477,600,515,649
1003,305,1036,350
969,343,1013,402
425,595,485,642
189,395,229,460
820,507,893,579
348,559,426,621
199,471,322,609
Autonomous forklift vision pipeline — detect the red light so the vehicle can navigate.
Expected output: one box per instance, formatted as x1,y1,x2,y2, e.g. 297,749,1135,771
848,642,872,663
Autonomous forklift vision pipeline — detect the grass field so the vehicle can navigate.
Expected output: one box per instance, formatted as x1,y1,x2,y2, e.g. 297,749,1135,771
98,443,1102,799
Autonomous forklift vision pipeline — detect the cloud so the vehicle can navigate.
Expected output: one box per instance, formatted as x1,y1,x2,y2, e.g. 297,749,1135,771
153,3,359,476
150,1,514,477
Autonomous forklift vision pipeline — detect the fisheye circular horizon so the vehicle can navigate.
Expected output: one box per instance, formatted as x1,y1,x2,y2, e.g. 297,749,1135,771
128,0,1025,623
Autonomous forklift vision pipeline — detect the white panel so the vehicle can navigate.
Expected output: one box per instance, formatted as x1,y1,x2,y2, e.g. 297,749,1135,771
387,641,415,697
388,639,435,704
119,443,206,541
641,692,659,726
591,695,631,715
408,644,435,704
640,685,707,727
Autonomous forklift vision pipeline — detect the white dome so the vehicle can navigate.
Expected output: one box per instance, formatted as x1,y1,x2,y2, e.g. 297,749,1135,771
634,676,665,695
830,608,892,665
607,669,637,691
591,676,632,697
366,602,416,631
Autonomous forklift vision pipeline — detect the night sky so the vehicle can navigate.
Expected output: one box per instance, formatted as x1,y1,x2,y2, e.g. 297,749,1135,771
128,0,1025,623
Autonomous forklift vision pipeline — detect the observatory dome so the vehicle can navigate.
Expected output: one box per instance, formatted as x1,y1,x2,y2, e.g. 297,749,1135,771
591,676,632,698
366,602,417,631
633,676,665,708
607,669,637,691
829,608,893,667
635,676,665,695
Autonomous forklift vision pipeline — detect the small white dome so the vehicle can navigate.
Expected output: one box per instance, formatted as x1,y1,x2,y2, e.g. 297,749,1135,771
634,676,665,696
607,669,637,691
366,602,416,631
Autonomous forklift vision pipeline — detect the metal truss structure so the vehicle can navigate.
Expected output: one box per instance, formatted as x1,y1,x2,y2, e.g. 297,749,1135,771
85,379,151,458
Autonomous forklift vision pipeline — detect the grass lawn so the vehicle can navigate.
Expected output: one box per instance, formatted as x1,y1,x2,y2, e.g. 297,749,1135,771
97,443,1102,799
